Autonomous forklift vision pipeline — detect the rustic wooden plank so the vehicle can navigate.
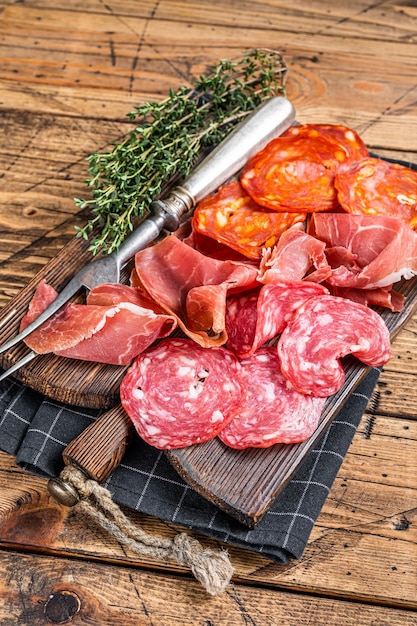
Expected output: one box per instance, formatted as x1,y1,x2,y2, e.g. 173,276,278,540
1,549,416,626
0,0,416,616
375,370,417,418
0,0,416,155
372,312,417,418
2,0,417,43
0,409,415,607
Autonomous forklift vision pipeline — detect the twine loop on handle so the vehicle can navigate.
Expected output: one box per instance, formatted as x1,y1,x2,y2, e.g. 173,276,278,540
58,465,234,595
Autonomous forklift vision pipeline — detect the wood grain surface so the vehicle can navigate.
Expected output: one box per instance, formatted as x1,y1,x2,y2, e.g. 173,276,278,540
0,0,416,624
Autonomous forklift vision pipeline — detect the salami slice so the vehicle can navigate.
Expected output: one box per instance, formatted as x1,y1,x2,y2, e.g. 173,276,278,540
335,157,417,229
120,338,246,449
225,281,329,358
277,295,392,397
240,124,368,213
193,180,305,260
218,347,326,448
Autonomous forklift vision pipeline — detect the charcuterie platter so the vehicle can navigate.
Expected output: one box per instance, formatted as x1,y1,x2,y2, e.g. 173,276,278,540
1,97,417,527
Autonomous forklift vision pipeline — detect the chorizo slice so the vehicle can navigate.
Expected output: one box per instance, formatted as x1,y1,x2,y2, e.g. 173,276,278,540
283,124,368,162
240,124,368,213
277,295,391,397
335,157,417,230
193,181,305,260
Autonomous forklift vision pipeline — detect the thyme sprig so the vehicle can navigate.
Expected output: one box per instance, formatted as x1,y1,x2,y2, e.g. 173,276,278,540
74,49,288,255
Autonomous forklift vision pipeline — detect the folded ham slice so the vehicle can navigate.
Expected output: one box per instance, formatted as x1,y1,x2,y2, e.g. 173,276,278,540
21,281,177,365
134,235,258,347
258,223,330,284
258,214,417,309
309,213,417,289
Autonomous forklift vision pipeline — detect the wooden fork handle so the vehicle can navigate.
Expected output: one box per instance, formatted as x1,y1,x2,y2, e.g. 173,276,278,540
48,404,132,506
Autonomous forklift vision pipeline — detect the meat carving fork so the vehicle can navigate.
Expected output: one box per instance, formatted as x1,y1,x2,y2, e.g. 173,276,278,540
0,96,295,381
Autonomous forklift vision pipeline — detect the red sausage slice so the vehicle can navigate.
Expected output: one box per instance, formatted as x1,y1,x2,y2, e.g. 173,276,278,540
335,157,417,230
120,338,246,449
193,180,305,260
277,295,391,397
225,281,329,358
218,347,326,448
240,124,368,213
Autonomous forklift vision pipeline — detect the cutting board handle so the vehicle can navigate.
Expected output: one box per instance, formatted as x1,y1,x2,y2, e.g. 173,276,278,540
48,404,132,506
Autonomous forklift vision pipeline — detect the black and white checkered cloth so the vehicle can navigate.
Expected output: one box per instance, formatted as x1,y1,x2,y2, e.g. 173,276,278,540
0,366,380,563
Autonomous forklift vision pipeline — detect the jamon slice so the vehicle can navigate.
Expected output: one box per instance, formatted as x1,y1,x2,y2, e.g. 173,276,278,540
258,223,330,284
21,281,177,365
278,295,392,397
225,281,329,358
134,235,258,347
327,285,404,312
120,338,246,449
309,213,417,288
218,347,326,448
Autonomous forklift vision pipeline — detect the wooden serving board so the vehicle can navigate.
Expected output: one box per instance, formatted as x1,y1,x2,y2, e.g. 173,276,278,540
0,234,131,409
1,219,417,527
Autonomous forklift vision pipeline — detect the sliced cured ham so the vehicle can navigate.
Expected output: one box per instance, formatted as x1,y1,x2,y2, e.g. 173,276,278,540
327,285,404,312
134,235,258,347
225,281,329,358
120,338,246,449
192,180,305,260
277,295,392,397
309,213,417,289
240,123,368,213
218,347,326,448
258,223,330,284
21,281,177,365
335,157,417,230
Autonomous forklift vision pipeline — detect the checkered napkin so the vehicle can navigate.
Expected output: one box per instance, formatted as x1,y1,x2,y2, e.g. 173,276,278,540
0,366,380,563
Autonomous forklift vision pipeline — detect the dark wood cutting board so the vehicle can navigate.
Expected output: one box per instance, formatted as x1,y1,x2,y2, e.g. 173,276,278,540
1,231,417,527
0,234,131,409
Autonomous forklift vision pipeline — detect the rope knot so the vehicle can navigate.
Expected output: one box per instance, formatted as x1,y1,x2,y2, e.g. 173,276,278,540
56,464,234,595
171,533,234,595
60,464,96,499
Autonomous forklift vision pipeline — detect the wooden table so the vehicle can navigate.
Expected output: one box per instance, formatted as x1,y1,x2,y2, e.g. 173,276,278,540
0,1,416,623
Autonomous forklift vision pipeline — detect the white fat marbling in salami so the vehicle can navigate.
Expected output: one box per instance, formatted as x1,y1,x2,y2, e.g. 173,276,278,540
120,338,246,449
278,295,391,397
225,281,329,358
218,347,326,448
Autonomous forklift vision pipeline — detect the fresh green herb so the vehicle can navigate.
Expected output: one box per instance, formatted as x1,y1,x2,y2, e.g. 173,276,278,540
74,48,288,255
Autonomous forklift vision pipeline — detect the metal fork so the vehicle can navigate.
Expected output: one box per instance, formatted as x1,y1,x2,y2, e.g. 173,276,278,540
0,96,295,380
